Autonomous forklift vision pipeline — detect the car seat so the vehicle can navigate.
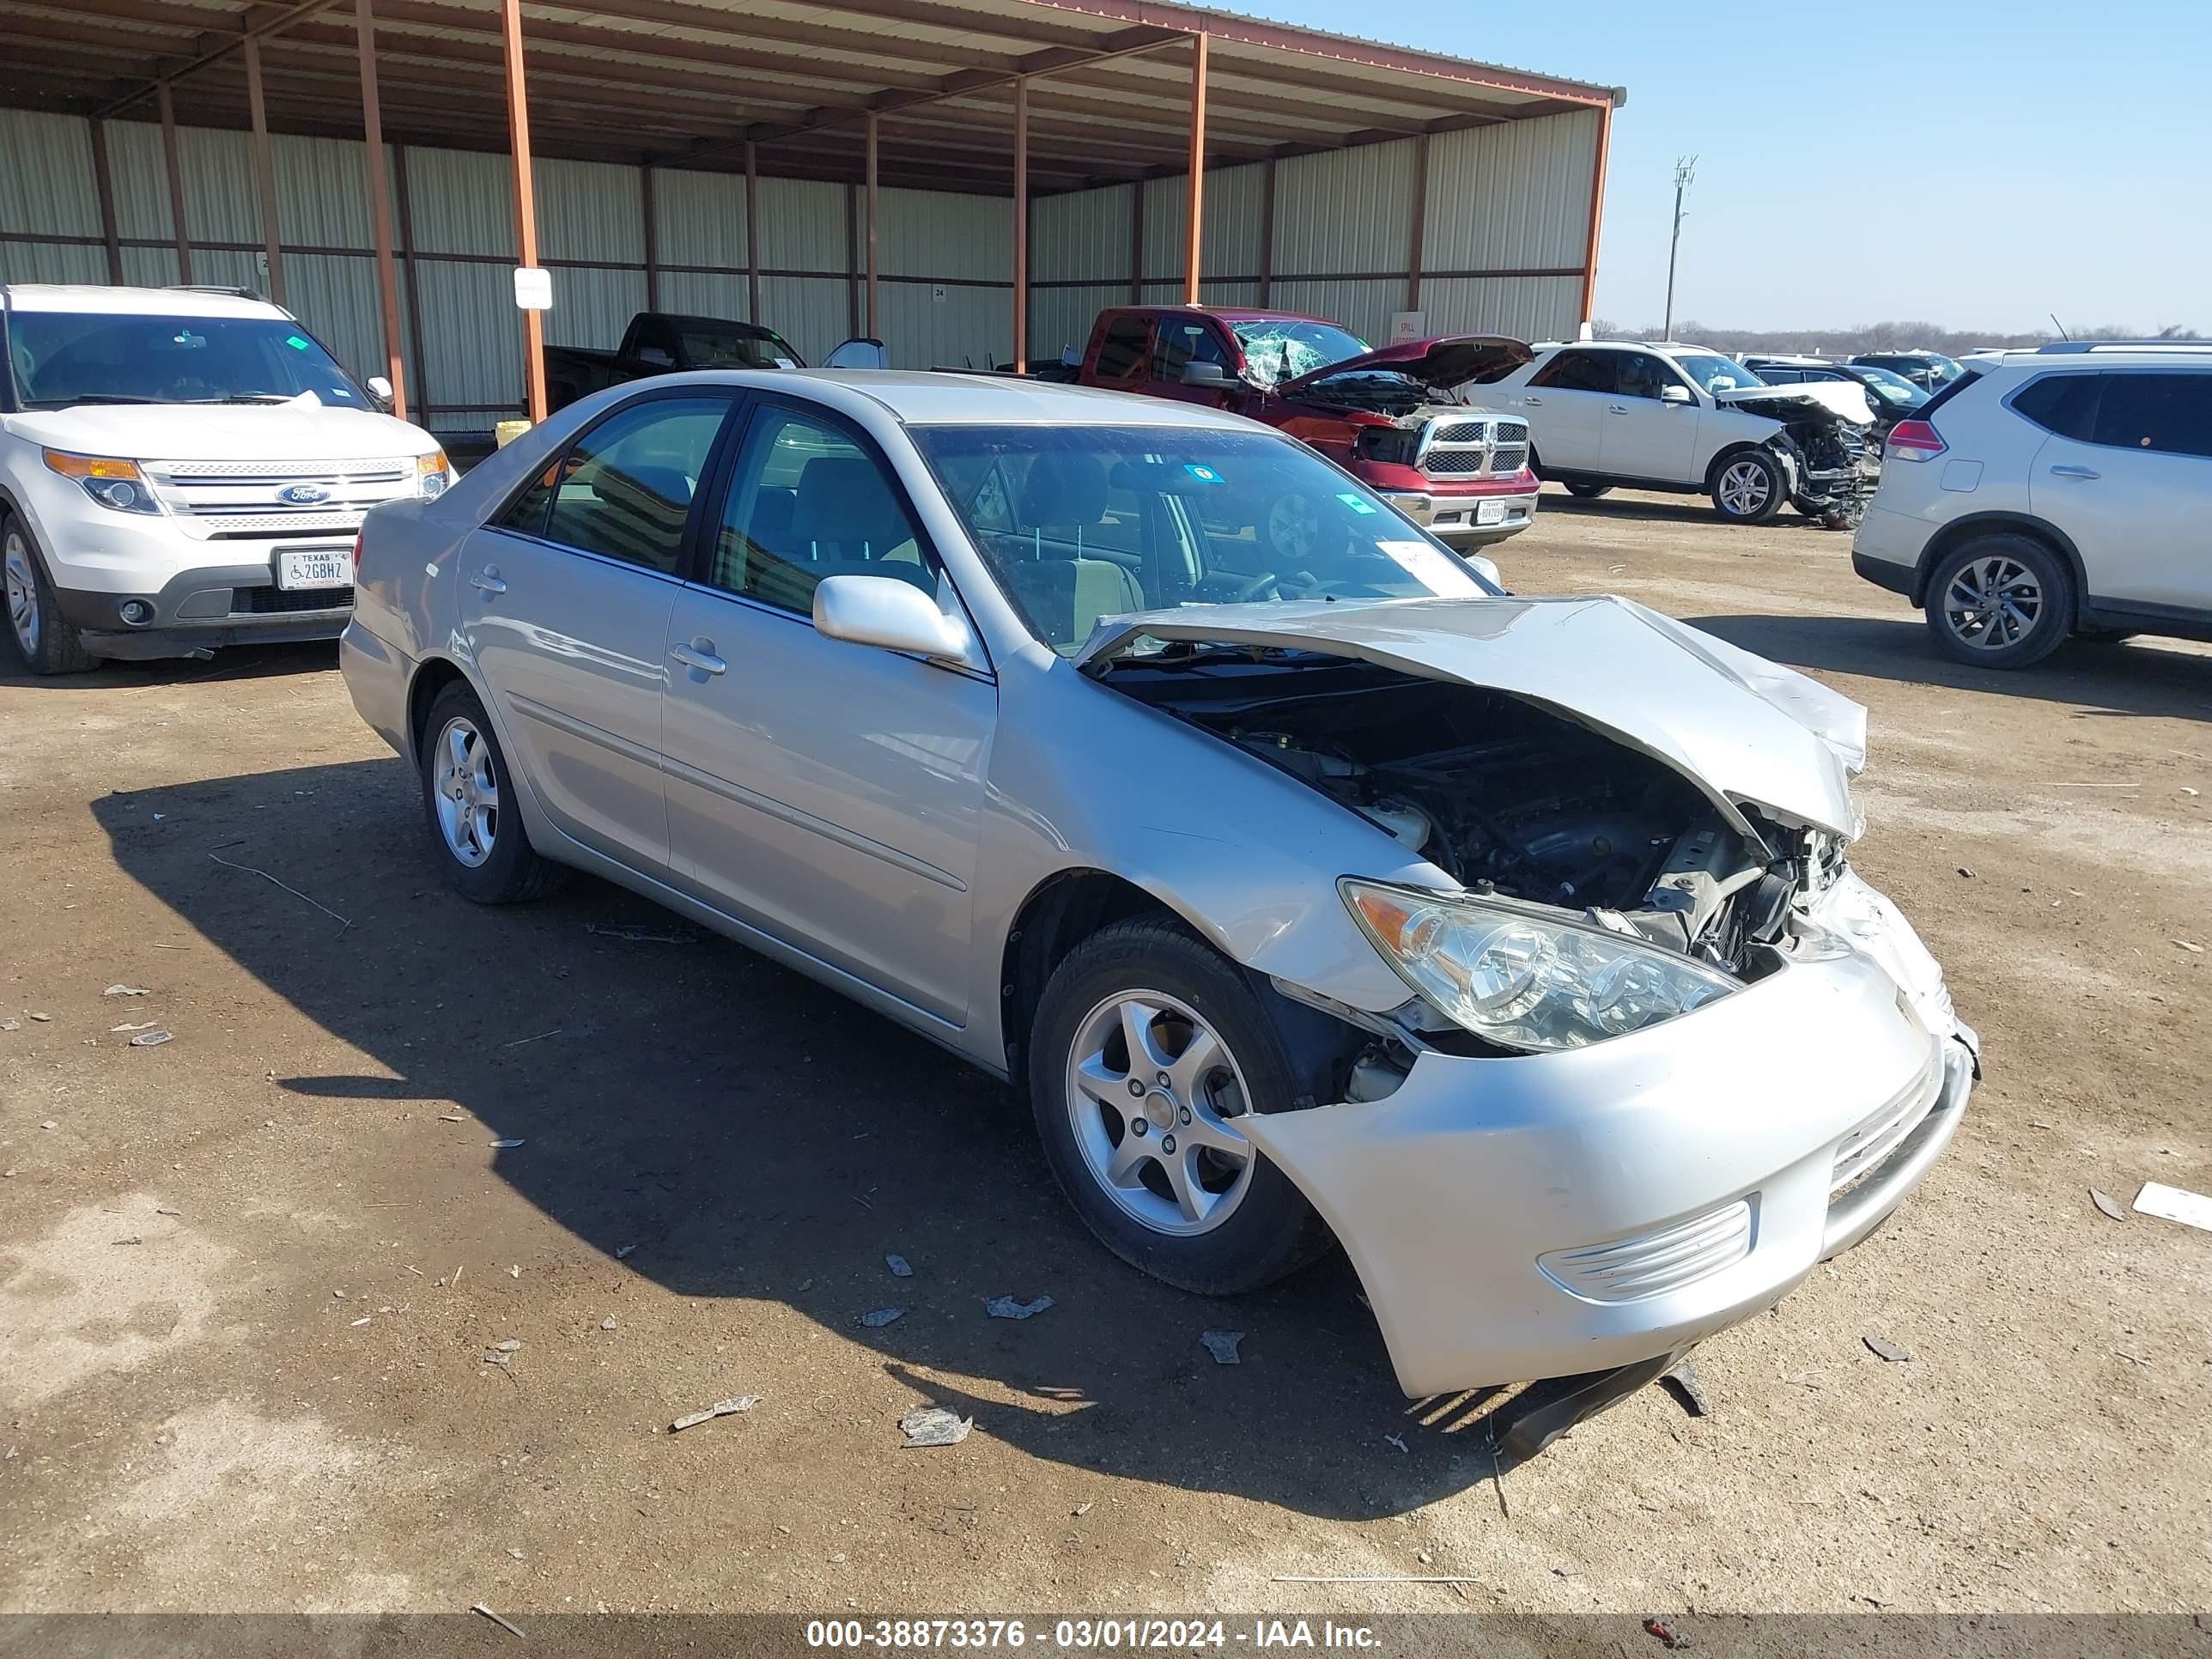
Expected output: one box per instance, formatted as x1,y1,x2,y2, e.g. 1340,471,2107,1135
999,452,1145,648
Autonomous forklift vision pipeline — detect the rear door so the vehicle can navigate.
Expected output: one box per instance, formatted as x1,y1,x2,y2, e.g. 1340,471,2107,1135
1501,348,1612,473
2029,368,2212,611
462,390,736,872
659,396,994,1024
1084,313,1154,393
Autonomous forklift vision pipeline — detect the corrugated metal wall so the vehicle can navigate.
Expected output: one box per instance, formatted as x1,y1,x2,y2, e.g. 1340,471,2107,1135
4,101,1603,423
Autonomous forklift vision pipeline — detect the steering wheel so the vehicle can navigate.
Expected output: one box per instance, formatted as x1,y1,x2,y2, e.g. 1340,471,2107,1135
1220,571,1280,603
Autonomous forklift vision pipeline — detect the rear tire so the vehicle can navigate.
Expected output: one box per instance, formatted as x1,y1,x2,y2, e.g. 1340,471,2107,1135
1923,533,2073,669
3,514,98,676
1710,450,1785,524
1028,916,1335,1297
419,681,568,903
1565,483,1612,500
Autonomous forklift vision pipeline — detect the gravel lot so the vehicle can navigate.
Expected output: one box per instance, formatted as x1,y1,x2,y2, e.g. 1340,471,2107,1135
3,486,2209,1619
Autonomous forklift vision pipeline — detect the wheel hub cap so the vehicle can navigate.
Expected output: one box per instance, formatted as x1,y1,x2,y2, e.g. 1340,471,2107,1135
4,535,38,657
1943,555,2041,651
433,715,500,868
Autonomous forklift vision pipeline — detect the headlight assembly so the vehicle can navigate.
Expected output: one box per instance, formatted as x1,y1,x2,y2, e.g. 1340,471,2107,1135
1342,878,1741,1052
418,450,453,499
44,449,161,515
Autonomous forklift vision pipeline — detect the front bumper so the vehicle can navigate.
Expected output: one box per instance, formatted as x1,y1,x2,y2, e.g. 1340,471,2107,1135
55,559,352,660
1382,489,1539,544
1243,891,1973,1398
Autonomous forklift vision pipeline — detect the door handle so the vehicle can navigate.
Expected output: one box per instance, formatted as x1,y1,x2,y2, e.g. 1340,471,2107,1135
2048,465,2100,480
669,641,727,676
1607,404,1630,414
1520,395,1543,406
469,568,507,594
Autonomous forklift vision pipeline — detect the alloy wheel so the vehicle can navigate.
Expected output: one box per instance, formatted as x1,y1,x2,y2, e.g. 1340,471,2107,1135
433,715,500,867
4,531,40,659
1064,989,1256,1237
1942,554,2043,652
1717,459,1773,517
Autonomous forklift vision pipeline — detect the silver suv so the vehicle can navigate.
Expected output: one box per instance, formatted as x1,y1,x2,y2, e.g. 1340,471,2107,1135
1852,343,2212,667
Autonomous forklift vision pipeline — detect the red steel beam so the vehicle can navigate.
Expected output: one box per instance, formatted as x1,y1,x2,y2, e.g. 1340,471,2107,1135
1182,30,1205,304
243,35,286,303
1012,74,1028,372
498,0,547,423
356,0,410,419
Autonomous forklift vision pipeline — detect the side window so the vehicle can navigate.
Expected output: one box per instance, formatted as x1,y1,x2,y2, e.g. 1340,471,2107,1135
535,396,728,574
1529,349,1617,393
709,406,933,615
1616,352,1686,400
1093,316,1152,381
2091,372,2212,459
2012,374,2101,442
1153,319,1231,381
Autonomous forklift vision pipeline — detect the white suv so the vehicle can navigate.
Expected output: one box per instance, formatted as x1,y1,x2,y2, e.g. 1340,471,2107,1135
1853,343,2212,667
1485,340,1878,526
3,284,450,674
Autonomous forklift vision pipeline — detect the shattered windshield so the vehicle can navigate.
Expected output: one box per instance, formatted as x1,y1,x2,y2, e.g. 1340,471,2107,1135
912,424,1494,656
1230,319,1371,387
1674,353,1766,394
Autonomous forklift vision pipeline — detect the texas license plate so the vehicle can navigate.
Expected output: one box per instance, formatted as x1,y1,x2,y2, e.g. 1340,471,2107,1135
1475,499,1509,526
278,547,352,590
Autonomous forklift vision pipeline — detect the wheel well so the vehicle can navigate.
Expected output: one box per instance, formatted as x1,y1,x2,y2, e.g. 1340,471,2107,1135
1911,514,2087,620
1705,441,1780,494
1000,870,1164,1077
405,657,469,764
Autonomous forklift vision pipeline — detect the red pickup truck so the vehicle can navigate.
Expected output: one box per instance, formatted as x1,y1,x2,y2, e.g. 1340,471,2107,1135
1066,306,1539,556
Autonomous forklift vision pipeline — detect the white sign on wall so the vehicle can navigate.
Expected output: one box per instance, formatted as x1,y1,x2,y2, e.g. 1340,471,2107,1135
513,267,553,312
932,283,948,303
1389,311,1427,343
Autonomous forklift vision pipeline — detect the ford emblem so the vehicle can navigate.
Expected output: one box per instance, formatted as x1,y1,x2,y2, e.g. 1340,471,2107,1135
278,483,331,505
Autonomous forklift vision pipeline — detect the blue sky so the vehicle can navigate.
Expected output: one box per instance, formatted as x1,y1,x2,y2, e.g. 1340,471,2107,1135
1232,0,2209,334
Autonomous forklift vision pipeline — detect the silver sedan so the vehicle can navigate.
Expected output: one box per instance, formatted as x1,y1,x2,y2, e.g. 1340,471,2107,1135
340,370,1975,1435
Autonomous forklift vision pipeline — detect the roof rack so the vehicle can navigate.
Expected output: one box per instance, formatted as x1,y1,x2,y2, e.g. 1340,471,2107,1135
2034,340,2212,354
164,284,268,301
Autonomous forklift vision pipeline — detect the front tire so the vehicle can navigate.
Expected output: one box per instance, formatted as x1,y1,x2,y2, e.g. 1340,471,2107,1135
1564,482,1612,500
418,682,567,903
1028,917,1334,1297
3,514,98,676
1923,533,2074,669
1710,450,1785,524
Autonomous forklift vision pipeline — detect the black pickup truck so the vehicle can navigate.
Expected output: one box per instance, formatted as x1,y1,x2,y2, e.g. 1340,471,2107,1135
545,312,811,412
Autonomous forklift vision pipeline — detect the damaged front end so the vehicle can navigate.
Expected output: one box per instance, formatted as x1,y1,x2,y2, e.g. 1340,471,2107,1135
1719,383,1881,528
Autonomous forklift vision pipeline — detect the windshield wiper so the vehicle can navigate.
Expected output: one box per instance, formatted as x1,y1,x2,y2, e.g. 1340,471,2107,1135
31,394,165,406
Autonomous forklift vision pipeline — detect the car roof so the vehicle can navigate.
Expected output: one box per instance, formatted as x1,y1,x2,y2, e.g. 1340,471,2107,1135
1104,305,1344,328
0,283,286,319
681,368,1270,429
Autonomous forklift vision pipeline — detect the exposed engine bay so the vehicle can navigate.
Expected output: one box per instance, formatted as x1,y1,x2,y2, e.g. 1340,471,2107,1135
1114,654,1809,973
1723,386,1879,527
1293,371,1460,419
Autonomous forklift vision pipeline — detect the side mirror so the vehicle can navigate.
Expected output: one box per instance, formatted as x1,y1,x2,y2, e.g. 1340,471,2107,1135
824,337,890,370
366,374,393,406
635,345,673,368
1463,553,1504,589
1660,384,1694,405
1180,361,1231,388
813,574,982,669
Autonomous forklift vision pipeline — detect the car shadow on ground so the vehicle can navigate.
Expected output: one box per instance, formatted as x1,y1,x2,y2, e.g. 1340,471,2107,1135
93,756,1605,1519
1686,612,2212,720
0,638,340,690
1534,489,1838,532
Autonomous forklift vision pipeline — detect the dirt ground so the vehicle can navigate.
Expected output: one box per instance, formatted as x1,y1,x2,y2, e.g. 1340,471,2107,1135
3,486,2209,1620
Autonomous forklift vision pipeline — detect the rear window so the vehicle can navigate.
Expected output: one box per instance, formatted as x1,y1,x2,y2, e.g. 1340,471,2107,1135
1912,368,1984,420
1093,316,1152,380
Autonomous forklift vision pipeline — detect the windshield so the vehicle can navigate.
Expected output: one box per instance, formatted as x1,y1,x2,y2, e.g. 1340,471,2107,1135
676,324,802,369
8,311,368,409
1229,319,1371,387
1674,352,1765,394
1852,364,1927,404
912,425,1495,656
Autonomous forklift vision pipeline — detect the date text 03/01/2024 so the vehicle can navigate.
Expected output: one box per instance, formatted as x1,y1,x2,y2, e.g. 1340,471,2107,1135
804,1618,1382,1649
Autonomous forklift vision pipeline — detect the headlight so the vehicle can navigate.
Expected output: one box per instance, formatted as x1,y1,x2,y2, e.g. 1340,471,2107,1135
1342,878,1741,1052
44,449,161,515
418,450,453,498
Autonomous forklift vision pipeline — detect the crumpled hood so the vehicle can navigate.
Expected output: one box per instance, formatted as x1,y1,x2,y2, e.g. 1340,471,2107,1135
1273,335,1532,397
1077,594,1866,839
1714,380,1875,426
7,397,436,462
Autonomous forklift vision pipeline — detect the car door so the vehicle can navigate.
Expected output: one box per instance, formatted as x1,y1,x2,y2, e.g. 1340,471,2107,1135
659,396,994,1024
1597,350,1704,484
2029,368,2212,611
1501,348,1612,472
462,390,736,872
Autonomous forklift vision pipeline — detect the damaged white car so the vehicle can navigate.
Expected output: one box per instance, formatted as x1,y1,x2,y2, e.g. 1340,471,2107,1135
341,374,1975,1443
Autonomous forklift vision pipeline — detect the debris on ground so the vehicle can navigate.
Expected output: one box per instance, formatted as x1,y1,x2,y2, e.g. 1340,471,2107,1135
438,1113,465,1122
2176,940,2205,955
1073,1502,1093,1516
113,1235,143,1246
1956,867,1974,879
2132,1182,2212,1233
860,1307,907,1328
471,1603,525,1639
111,1021,159,1033
1,1018,21,1031
483,1340,520,1367
985,1294,1054,1320
600,1316,617,1332
350,1316,370,1328
899,1407,972,1448
886,1254,913,1278
2090,1188,2128,1222
128,1030,173,1048
670,1395,759,1433
1384,1433,1409,1454
615,1243,639,1259
104,985,150,997
1273,1574,1482,1585
488,1138,526,1149
1644,1615,1690,1649
1661,1355,1712,1417
206,849,352,934
501,1030,562,1049
586,922,698,945
1200,1330,1244,1364
507,1265,520,1278
27,1013,52,1023
1863,1334,1913,1363
40,1121,57,1131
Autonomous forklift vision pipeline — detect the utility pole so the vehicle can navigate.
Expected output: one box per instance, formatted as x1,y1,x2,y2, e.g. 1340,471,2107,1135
1662,155,1697,341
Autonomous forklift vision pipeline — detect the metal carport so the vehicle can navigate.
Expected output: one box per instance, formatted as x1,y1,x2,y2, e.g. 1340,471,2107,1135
0,0,1622,439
